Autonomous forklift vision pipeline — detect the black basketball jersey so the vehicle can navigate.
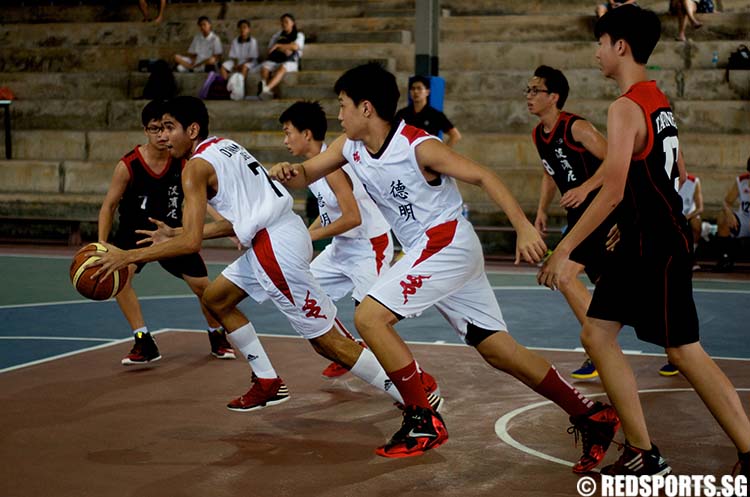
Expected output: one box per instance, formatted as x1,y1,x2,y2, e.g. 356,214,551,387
617,81,690,257
117,147,185,233
532,111,602,222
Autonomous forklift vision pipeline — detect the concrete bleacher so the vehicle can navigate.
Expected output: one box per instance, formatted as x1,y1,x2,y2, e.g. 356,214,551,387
0,0,748,246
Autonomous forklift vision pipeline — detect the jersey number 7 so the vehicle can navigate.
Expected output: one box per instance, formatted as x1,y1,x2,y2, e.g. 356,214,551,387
247,160,284,198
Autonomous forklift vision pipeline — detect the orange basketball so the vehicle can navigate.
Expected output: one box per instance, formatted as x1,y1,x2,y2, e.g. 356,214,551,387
69,243,129,301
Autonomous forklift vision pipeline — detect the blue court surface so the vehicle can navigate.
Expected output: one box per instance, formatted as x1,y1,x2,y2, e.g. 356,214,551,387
2,250,749,372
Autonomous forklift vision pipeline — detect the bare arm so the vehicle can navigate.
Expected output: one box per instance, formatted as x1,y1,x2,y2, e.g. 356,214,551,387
269,133,349,189
535,172,558,234
97,161,130,243
676,150,687,188
90,158,213,278
559,119,608,209
308,169,362,242
687,179,704,219
723,180,740,215
539,97,640,289
444,127,462,148
414,139,547,263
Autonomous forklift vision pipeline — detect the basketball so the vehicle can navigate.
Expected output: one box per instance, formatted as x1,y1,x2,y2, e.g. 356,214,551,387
69,242,129,301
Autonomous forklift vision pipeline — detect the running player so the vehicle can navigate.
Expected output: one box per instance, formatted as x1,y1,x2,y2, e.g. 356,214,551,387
539,5,750,476
715,157,750,271
91,96,441,414
98,99,234,365
269,63,620,466
527,65,613,381
279,101,395,380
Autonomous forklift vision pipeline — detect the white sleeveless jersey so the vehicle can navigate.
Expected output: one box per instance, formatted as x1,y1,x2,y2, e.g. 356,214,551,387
308,144,390,239
737,173,750,221
193,137,294,246
677,175,699,216
341,121,463,251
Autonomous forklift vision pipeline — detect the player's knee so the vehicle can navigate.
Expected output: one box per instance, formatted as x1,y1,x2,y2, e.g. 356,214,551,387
201,285,229,316
353,297,396,334
465,323,501,348
579,324,603,351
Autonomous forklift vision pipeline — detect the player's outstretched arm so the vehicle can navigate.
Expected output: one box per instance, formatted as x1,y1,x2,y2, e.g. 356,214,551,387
89,158,212,279
269,134,348,188
535,172,557,234
414,138,546,264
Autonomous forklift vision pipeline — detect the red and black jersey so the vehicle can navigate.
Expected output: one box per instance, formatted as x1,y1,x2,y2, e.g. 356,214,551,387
617,81,690,257
532,111,602,222
117,146,185,235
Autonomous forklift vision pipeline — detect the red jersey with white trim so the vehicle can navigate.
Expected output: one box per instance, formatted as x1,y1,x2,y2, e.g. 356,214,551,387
341,121,464,251
618,81,690,257
307,144,390,239
192,136,294,246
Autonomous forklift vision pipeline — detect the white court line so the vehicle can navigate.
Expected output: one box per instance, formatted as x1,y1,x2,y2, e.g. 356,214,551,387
2,285,748,311
494,388,750,470
0,336,116,342
4,329,749,376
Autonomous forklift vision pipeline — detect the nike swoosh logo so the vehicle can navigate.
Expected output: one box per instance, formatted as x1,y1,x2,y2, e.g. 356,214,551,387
408,430,436,438
401,371,417,382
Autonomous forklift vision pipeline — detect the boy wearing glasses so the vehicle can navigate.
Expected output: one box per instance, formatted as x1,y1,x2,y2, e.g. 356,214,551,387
526,65,614,381
98,100,235,365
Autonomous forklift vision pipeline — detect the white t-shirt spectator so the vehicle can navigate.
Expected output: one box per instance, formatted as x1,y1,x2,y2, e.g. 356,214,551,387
188,31,223,63
267,30,305,61
228,36,259,65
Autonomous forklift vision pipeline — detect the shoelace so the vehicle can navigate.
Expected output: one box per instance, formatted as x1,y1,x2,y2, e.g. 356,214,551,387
567,421,622,454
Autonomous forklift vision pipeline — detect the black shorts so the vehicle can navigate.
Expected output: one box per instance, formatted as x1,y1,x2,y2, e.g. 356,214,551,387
567,215,614,285
112,230,208,279
587,249,699,348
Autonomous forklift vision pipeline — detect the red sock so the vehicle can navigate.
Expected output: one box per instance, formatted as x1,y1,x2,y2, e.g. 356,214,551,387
534,367,593,417
388,361,431,410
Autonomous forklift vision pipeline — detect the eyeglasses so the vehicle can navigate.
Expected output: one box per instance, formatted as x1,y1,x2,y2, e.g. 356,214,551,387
524,87,551,97
145,125,164,135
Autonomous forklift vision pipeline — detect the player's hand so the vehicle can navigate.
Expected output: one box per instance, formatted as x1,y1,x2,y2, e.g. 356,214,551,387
560,186,588,209
514,221,548,265
537,247,574,291
135,217,176,246
534,213,547,236
86,241,131,281
268,162,299,183
605,224,620,251
229,235,244,251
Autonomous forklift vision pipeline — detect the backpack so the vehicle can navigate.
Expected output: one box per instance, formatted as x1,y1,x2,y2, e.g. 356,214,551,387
697,0,714,13
198,71,230,100
142,59,177,100
725,45,750,81
227,72,245,100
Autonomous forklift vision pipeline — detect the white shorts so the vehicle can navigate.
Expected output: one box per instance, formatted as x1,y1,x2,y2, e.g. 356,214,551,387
221,59,260,73
367,219,507,343
261,59,299,73
222,217,336,339
311,232,393,303
732,210,750,238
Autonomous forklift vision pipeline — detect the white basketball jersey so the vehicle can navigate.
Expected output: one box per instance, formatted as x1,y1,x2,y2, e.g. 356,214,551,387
341,121,463,251
308,144,390,239
677,175,699,216
193,137,294,246
737,173,750,221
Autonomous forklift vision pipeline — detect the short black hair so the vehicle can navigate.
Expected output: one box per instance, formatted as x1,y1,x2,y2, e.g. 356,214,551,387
410,75,431,90
594,4,660,65
163,96,210,140
333,62,400,122
197,15,211,25
141,99,165,127
279,101,327,141
281,13,295,22
533,65,569,109
237,19,250,28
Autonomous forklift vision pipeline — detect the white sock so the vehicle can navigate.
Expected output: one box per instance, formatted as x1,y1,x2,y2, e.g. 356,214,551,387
227,322,277,379
350,348,404,404
133,326,148,336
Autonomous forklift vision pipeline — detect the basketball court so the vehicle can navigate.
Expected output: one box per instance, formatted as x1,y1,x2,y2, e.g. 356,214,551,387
2,245,749,496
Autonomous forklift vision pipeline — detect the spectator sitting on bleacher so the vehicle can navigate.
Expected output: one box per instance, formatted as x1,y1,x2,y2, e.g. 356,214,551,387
174,16,223,73
258,13,305,100
715,156,750,271
138,0,166,24
677,169,704,259
219,19,259,81
595,0,637,18
670,0,712,42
